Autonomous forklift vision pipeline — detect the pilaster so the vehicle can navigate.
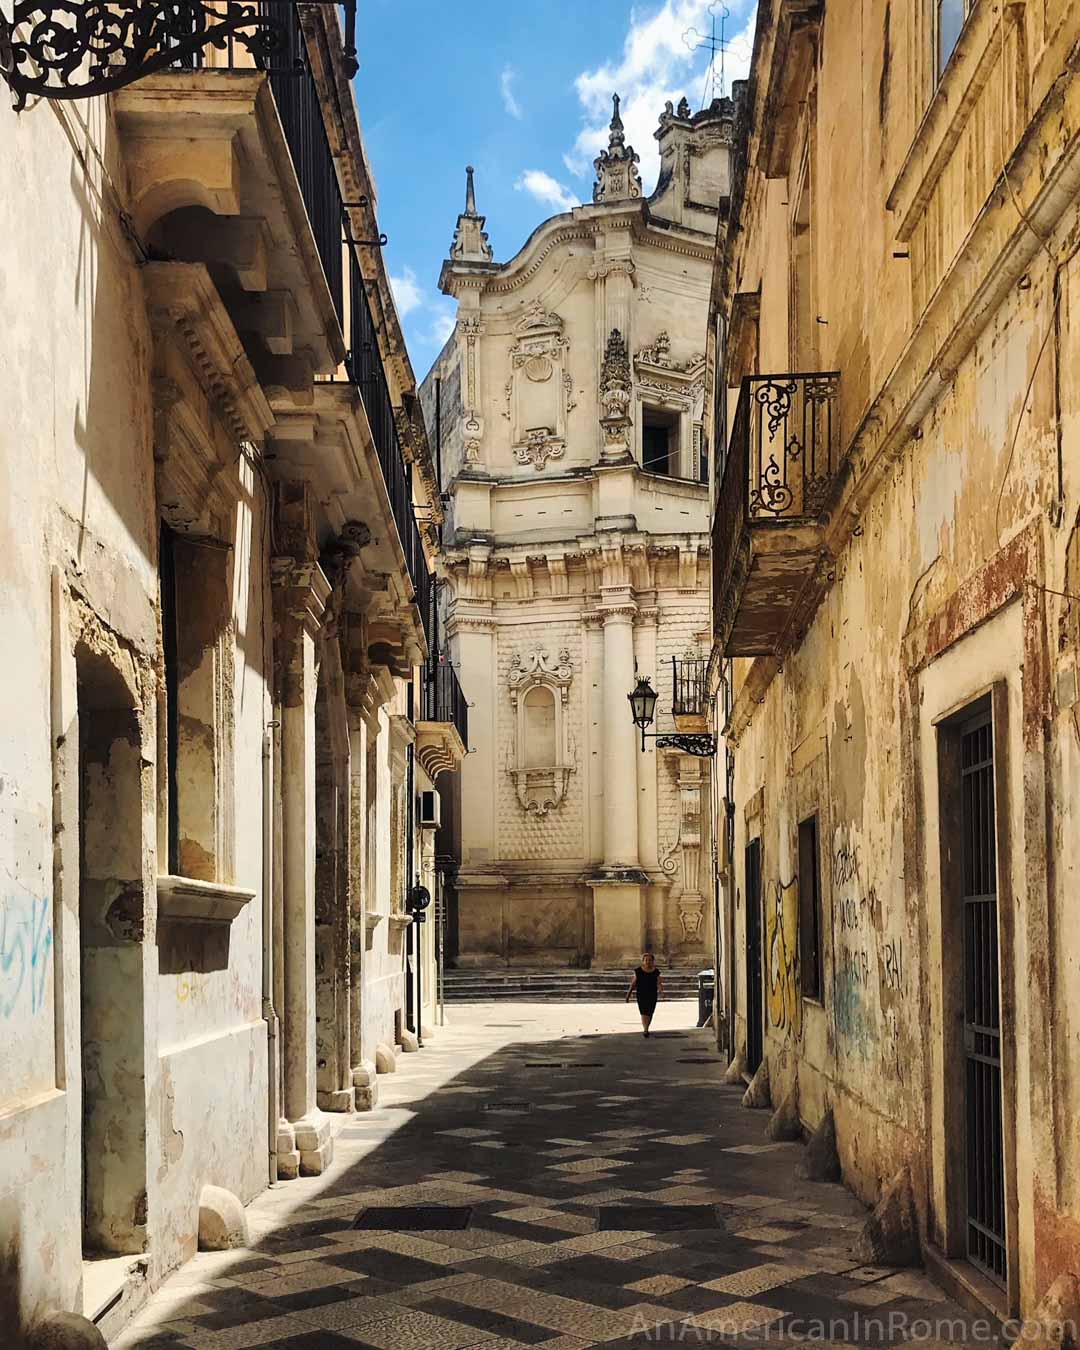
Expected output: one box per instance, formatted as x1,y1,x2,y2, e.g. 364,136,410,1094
271,481,334,1176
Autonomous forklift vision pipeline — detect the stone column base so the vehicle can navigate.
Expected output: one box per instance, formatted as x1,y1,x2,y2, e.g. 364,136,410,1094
294,1111,335,1176
351,1060,379,1111
317,1086,356,1113
277,1119,300,1181
588,871,648,965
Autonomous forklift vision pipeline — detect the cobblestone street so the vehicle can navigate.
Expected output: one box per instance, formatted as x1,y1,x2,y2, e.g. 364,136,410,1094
115,1002,988,1349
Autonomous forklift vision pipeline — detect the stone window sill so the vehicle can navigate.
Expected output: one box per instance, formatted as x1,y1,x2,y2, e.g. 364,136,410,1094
157,875,256,926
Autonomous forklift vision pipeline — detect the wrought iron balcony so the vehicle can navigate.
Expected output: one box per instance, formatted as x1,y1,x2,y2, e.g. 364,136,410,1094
415,656,468,782
347,246,432,639
1,1,356,109
713,371,842,657
421,659,469,748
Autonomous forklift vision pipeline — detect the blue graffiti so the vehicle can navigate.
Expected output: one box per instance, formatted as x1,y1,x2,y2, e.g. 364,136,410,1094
0,894,53,1018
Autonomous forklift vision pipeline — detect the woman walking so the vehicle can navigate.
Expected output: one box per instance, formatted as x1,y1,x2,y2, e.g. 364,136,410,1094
626,952,663,1037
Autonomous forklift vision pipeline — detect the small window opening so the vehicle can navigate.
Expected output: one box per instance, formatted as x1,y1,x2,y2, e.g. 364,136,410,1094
642,407,679,475
936,0,976,83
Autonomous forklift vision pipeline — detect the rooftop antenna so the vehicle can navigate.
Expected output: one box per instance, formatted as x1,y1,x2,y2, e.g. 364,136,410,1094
683,1,732,106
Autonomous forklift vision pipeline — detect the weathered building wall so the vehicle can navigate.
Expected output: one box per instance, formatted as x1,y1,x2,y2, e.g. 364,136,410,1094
0,8,455,1339
711,0,1080,1320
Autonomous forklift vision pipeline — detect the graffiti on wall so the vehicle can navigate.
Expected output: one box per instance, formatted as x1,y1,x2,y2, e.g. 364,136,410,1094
831,828,910,1083
0,893,53,1018
831,835,877,1057
766,877,802,1039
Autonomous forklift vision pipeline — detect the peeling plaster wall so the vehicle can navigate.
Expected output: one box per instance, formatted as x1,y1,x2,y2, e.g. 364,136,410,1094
0,92,271,1322
721,0,1080,1313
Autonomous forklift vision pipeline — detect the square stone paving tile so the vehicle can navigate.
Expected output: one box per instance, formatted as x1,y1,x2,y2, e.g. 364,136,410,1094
700,1261,816,1296
683,1299,788,1334
625,1273,695,1296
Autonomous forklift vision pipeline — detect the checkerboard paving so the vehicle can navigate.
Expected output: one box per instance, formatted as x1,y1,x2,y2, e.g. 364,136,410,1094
112,1001,995,1350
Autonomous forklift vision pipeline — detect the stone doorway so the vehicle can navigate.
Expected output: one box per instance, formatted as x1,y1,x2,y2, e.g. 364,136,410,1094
76,646,148,1258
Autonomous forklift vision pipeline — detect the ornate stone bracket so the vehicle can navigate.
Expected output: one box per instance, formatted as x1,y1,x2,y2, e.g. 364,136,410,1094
414,721,466,782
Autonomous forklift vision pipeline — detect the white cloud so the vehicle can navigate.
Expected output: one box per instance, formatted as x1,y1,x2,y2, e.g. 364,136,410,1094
428,310,457,346
514,169,578,214
389,265,423,317
565,1,756,192
500,65,523,120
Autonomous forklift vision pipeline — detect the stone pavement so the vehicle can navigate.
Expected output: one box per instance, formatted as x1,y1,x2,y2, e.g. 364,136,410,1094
114,1001,996,1349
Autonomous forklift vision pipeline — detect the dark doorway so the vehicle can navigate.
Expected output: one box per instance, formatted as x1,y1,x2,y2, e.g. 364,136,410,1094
744,838,764,1074
76,647,148,1255
959,712,1007,1287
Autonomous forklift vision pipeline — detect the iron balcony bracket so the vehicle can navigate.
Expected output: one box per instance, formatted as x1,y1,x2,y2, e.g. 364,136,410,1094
342,201,387,248
653,733,718,758
0,1,357,112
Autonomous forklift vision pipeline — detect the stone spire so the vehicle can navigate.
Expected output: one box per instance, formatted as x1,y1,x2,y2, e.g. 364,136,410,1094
592,93,643,204
449,164,494,262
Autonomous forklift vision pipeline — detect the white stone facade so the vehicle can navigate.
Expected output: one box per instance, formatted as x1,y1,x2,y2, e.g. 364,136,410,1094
422,96,732,969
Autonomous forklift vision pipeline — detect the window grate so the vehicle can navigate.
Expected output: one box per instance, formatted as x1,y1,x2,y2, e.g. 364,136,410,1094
960,713,1006,1287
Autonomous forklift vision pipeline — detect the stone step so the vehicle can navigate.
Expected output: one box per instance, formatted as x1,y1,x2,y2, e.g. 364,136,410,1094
440,969,709,1001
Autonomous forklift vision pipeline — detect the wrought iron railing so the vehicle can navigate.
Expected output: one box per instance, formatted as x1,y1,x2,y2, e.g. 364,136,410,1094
168,3,345,326
713,371,841,645
421,658,469,749
671,654,708,718
347,246,432,638
162,2,430,637
1,1,354,109
264,4,344,327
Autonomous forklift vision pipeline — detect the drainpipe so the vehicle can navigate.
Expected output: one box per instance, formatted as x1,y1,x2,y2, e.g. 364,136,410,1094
262,719,280,1184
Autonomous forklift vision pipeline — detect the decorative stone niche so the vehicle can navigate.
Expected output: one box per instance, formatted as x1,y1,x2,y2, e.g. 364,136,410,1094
503,302,575,469
506,648,575,815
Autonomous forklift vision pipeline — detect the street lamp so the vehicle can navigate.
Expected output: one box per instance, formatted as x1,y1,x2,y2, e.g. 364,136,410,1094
627,658,717,757
627,676,659,748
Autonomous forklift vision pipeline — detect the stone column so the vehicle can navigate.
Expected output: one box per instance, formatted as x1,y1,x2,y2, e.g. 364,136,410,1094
343,622,384,1109
589,600,647,964
602,604,639,867
314,626,353,1116
633,607,660,873
272,548,334,1176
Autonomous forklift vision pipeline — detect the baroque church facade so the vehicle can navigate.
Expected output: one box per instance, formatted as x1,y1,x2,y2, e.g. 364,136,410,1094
422,96,732,968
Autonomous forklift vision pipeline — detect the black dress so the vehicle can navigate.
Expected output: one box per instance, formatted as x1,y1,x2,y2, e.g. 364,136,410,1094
634,966,661,1015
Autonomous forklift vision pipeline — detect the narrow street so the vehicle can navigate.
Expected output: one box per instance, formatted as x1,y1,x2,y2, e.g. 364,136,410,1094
116,1002,984,1350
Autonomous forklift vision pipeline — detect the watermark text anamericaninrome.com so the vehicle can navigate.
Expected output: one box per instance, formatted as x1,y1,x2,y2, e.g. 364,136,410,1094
629,1310,1068,1343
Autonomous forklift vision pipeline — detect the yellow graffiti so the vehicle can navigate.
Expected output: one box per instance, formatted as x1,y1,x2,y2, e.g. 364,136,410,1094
766,877,801,1039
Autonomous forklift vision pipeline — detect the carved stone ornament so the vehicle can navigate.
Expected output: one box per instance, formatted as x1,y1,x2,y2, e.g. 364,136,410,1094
593,93,643,203
599,327,633,459
505,301,574,469
506,648,575,816
662,756,708,947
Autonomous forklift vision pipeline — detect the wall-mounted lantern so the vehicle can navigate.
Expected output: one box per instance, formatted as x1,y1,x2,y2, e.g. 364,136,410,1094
0,1,357,111
627,655,716,758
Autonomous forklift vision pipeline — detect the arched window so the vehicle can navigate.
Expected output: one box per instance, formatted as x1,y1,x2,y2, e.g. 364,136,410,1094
523,685,556,767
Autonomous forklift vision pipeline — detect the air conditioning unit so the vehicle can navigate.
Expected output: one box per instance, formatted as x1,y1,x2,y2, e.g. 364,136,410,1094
418,790,441,830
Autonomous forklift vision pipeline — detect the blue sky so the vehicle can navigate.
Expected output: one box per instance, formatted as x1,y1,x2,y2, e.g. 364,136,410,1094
353,0,757,380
